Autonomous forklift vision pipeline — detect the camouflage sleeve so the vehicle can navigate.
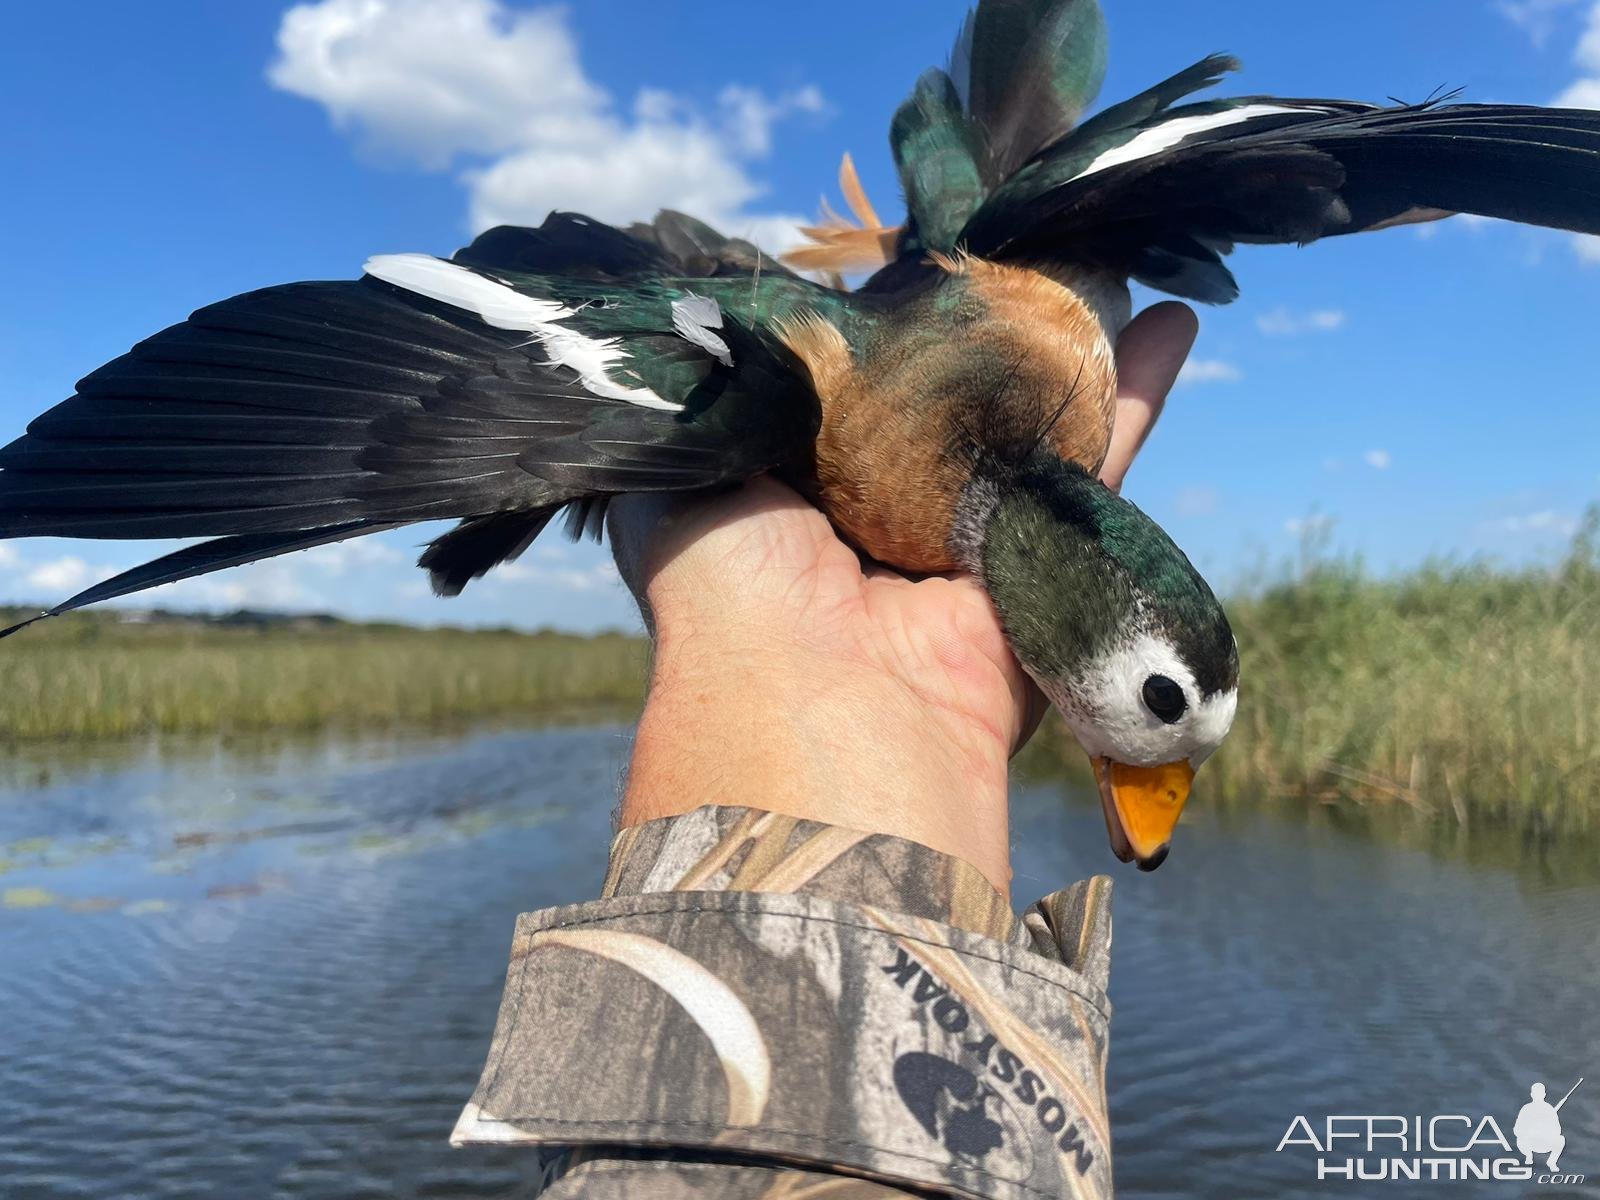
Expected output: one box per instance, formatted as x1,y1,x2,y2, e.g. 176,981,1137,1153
453,805,1116,1200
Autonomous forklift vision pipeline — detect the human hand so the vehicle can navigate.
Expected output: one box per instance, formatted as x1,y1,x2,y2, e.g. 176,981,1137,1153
608,301,1197,893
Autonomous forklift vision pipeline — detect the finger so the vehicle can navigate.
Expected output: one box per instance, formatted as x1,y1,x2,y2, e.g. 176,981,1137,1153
1100,301,1198,494
860,563,917,589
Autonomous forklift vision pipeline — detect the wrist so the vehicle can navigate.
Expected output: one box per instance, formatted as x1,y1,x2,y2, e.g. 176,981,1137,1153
622,633,1014,892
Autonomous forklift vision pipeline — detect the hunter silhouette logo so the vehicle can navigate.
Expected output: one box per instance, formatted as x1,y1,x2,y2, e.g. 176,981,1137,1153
1514,1079,1581,1172
893,1052,1006,1159
1275,1075,1585,1185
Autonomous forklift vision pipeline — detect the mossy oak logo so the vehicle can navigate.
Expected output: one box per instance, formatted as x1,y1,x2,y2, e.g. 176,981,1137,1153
882,948,1095,1179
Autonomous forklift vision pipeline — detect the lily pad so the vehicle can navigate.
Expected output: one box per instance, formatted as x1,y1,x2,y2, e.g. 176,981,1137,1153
3,886,59,909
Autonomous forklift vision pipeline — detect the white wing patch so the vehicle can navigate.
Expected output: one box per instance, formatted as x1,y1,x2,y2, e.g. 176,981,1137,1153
1068,104,1324,183
363,253,683,412
671,293,733,367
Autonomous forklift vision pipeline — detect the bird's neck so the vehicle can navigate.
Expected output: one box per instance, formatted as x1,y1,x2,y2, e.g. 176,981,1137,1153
950,454,1108,575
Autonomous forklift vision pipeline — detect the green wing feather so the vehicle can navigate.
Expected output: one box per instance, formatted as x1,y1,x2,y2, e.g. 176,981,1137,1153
890,70,987,254
954,0,1110,184
883,0,1109,254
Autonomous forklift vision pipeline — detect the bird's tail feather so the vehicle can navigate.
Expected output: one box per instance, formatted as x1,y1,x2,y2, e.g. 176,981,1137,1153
419,508,559,597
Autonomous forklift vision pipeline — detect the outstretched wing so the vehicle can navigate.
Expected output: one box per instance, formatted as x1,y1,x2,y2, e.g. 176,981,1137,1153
960,57,1600,301
0,217,820,631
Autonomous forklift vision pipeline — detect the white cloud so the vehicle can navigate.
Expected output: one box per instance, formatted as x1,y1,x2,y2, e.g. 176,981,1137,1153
1174,486,1220,518
1553,1,1600,107
143,559,327,610
1176,358,1242,386
269,0,602,168
1256,307,1346,337
1498,0,1589,45
1363,449,1392,470
301,538,404,572
1416,213,1505,242
1545,2,1600,260
1487,510,1581,536
468,102,782,238
1285,515,1336,538
24,557,105,593
269,0,821,249
717,84,826,157
489,559,619,592
1560,77,1600,107
0,542,336,613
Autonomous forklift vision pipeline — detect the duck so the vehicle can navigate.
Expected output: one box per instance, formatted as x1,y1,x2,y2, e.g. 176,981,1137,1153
3,0,1599,870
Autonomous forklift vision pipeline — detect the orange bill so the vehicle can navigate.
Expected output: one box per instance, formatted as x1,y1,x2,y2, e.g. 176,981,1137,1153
1092,757,1195,871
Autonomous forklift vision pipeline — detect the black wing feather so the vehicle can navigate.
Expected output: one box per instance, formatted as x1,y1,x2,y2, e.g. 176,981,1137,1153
1,238,819,625
964,99,1600,301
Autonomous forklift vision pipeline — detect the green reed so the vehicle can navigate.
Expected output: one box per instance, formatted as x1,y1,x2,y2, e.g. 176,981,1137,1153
0,615,648,740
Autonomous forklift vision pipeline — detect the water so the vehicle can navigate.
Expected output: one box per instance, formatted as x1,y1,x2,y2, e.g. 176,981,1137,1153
1,725,1595,1199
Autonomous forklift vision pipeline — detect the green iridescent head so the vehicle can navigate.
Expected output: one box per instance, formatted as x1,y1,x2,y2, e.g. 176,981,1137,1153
957,453,1239,870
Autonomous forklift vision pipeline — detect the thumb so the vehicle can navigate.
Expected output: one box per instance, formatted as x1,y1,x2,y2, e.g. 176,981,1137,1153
1100,301,1198,494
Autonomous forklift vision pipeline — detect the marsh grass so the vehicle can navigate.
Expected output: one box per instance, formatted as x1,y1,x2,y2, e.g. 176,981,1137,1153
0,612,648,741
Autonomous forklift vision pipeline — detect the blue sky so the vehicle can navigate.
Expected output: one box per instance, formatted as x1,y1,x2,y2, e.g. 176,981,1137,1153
1,0,1596,633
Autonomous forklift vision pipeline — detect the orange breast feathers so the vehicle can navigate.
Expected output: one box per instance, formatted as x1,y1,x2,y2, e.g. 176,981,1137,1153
777,258,1118,572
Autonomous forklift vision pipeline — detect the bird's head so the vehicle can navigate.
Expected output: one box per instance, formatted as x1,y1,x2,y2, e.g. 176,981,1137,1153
959,452,1238,870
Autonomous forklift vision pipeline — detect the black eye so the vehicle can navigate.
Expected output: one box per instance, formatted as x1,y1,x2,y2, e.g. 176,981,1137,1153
1142,675,1187,724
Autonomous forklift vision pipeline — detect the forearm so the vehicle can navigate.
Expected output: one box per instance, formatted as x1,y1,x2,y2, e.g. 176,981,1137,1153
454,804,1117,1200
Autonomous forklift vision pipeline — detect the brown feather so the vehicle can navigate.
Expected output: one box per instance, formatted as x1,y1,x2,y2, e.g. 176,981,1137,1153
781,153,903,276
837,152,882,228
776,258,1118,572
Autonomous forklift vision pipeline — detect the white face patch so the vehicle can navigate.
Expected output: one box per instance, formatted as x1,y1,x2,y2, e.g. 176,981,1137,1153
1035,628,1238,768
363,253,683,411
1067,104,1326,183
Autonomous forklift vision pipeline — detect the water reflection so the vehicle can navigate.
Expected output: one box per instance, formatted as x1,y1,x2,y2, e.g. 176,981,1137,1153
0,725,631,1200
1,725,1595,1199
1009,788,1600,1200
